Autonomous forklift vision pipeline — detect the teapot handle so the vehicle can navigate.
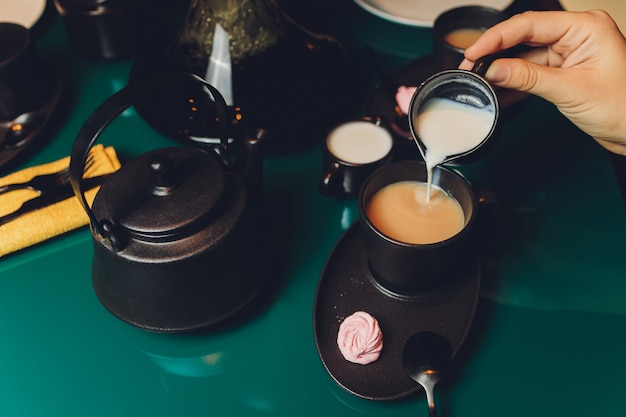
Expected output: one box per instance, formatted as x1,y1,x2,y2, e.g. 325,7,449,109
69,71,230,242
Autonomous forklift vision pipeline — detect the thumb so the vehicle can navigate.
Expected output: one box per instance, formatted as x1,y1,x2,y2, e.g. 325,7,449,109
484,58,571,105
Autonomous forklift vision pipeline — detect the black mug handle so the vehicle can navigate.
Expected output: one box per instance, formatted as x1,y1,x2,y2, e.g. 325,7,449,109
471,44,535,77
319,161,343,197
69,71,229,240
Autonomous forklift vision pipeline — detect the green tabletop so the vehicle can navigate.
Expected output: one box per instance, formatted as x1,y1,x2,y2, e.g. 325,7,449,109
1,1,625,416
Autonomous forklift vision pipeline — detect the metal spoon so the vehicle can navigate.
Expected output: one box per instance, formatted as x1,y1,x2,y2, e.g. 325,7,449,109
403,332,452,417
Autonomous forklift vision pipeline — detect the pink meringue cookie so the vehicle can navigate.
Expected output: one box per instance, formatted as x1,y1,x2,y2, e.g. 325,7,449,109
395,85,417,115
337,311,383,365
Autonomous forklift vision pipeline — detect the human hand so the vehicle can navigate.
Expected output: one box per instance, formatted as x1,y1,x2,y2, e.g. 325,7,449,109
459,10,626,155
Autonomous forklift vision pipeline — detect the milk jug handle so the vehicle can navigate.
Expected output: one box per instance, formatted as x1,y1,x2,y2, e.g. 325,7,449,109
471,44,535,77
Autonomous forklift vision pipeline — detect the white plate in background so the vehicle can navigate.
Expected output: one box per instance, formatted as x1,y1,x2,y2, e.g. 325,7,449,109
0,0,46,28
353,0,513,27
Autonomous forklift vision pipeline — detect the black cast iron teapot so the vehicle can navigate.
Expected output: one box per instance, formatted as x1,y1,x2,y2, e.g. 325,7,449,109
69,72,268,333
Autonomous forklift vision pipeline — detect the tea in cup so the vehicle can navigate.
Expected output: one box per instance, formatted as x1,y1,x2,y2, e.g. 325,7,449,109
433,6,508,70
359,160,478,294
319,116,394,197
366,180,465,245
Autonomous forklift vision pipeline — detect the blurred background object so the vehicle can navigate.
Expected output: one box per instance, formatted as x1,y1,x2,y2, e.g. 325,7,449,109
129,0,358,154
53,0,188,59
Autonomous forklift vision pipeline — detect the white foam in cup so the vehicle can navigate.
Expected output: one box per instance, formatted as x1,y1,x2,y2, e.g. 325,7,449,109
327,121,393,165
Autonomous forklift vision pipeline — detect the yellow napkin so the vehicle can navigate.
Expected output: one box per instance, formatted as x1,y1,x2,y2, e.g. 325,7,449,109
0,144,121,257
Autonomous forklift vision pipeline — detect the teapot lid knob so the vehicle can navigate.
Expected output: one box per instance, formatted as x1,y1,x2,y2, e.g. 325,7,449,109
149,153,178,194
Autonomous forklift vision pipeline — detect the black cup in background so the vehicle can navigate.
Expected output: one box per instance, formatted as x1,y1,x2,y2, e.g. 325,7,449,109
53,0,187,59
54,0,147,59
358,161,478,295
0,23,44,121
433,6,508,70
319,116,394,198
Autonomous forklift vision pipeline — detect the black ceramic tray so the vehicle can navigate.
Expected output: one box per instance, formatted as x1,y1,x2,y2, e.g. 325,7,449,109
0,63,62,172
313,222,480,401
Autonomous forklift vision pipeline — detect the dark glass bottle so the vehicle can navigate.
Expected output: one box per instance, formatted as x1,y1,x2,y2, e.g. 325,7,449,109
130,0,358,154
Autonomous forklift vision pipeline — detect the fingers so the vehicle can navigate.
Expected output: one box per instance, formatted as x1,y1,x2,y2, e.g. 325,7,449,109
461,10,613,64
456,9,626,155
482,58,575,104
457,9,619,105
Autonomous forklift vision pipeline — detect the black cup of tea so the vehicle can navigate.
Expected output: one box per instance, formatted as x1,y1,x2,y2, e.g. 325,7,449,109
319,116,394,198
359,160,478,295
433,6,509,71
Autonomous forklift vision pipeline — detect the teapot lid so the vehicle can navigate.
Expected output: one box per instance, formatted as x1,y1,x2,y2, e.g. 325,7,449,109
101,147,226,239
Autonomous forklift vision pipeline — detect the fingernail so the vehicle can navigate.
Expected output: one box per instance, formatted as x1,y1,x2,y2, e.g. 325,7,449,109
458,58,473,70
485,63,509,84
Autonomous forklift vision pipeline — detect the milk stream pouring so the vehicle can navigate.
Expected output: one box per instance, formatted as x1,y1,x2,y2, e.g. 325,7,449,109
405,69,499,218
416,96,495,200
